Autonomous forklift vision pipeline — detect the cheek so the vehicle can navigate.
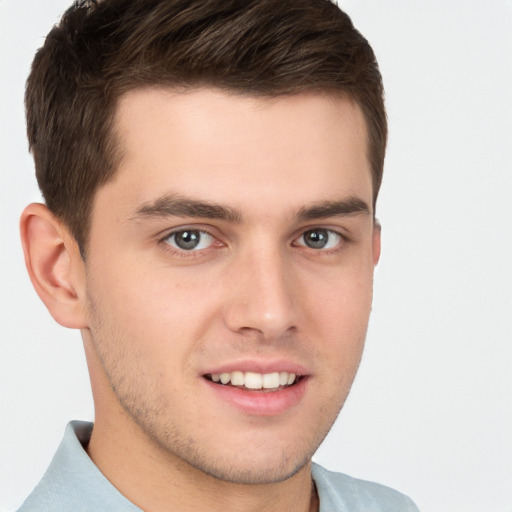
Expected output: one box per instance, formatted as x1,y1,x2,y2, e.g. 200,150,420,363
308,264,374,326
304,262,374,370
86,262,221,361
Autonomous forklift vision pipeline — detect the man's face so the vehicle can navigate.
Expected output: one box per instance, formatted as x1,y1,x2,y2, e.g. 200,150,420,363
81,88,380,484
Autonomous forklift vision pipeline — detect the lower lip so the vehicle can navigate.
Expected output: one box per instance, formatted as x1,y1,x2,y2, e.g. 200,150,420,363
203,377,308,416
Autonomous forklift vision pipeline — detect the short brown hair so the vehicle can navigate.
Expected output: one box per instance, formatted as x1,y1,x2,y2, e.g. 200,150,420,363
26,0,386,252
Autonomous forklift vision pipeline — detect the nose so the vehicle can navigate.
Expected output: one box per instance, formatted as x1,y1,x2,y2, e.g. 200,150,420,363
222,247,298,340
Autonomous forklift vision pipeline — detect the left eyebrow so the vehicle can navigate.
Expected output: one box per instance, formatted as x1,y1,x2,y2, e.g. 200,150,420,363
296,197,371,221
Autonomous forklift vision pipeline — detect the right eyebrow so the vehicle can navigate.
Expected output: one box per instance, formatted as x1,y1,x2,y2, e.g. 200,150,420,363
131,194,244,223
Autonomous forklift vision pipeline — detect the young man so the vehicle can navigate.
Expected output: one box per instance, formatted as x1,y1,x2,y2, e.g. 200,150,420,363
18,0,418,510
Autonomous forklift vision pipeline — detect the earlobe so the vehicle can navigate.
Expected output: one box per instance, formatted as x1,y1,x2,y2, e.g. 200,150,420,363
20,203,88,329
373,219,382,266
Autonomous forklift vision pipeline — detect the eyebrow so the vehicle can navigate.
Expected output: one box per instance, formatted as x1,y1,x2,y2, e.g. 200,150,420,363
132,194,370,223
132,194,243,222
296,197,370,220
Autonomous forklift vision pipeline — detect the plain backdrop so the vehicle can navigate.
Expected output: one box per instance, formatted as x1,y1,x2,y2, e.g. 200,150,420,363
1,1,511,511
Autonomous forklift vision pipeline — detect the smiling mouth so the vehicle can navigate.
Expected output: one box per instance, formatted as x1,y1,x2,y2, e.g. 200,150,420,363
204,371,301,391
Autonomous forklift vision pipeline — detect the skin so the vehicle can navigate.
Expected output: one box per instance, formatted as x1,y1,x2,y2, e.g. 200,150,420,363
21,88,380,512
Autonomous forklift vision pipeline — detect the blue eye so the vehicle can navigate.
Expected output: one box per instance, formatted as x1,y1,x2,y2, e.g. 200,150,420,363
164,230,214,251
297,228,342,250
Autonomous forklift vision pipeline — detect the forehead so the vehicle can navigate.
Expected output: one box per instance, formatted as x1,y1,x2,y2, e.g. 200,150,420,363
101,87,372,219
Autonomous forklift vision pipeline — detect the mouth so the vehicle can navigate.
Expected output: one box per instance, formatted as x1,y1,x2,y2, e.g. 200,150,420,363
204,371,302,392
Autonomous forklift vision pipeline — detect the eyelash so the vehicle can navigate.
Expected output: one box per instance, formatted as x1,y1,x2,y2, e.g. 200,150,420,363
293,228,346,253
159,228,221,258
158,226,348,258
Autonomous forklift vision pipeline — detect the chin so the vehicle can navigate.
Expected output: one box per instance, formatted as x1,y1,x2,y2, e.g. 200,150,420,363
186,451,313,485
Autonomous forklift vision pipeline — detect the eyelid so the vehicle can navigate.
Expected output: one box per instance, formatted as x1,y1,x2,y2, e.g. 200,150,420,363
165,230,213,250
158,225,225,256
156,223,349,257
157,223,219,241
293,227,347,251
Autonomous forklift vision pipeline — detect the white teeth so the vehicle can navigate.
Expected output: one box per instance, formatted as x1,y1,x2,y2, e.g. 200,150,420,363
263,372,280,389
209,371,298,390
231,371,244,386
244,372,263,389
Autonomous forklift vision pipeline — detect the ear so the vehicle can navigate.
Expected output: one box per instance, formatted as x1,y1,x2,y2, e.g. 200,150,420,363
372,219,381,266
20,203,87,329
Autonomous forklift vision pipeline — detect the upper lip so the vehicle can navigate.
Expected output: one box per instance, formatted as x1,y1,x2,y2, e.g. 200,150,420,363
202,359,310,377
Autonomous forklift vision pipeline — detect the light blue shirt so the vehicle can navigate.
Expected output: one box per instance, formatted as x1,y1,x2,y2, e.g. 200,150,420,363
18,421,419,511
